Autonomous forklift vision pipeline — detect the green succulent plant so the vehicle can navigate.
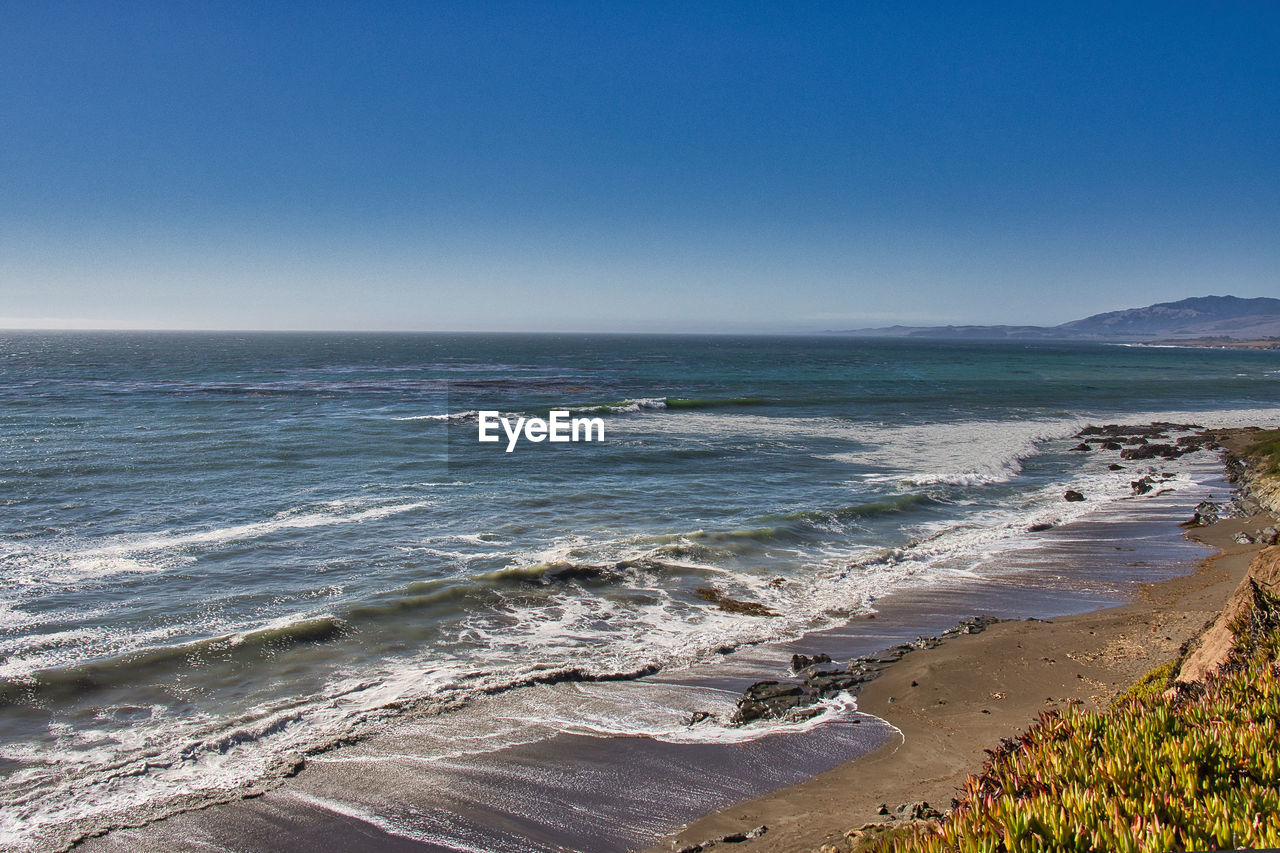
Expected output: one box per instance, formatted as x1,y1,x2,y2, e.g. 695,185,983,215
867,592,1280,853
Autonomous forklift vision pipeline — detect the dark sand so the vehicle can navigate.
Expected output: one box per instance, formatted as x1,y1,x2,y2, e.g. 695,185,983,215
647,515,1274,853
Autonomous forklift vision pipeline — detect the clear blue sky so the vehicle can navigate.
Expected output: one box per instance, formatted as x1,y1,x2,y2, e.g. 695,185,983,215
2,2,1277,332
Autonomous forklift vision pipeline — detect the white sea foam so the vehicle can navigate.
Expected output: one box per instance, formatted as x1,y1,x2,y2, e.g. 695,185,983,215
617,406,1277,488
392,411,480,421
0,607,338,682
829,418,1078,486
0,601,39,631
572,397,667,414
622,411,866,442
847,407,1275,486
0,499,433,591
533,685,863,745
448,532,506,545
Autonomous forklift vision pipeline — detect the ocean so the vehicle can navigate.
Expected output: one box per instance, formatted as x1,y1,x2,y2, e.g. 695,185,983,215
1,331,1277,850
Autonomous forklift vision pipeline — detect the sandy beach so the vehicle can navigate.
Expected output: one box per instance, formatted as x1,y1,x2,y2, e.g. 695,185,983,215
650,505,1278,851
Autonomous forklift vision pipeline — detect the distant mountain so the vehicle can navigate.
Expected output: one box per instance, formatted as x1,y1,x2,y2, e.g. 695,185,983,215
835,296,1280,341
1058,296,1280,339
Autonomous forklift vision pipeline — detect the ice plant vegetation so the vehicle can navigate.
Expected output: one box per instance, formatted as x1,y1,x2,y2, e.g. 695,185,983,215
1246,429,1280,476
872,592,1280,852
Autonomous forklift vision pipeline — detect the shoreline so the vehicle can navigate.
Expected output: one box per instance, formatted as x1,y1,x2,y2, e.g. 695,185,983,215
648,457,1278,852
65,431,1254,853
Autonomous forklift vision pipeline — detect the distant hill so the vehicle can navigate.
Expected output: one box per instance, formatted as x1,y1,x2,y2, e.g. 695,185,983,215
835,295,1280,341
1058,296,1280,339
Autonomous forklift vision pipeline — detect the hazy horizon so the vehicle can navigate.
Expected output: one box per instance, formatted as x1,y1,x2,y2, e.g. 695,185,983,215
3,4,1277,333
1,291,1275,337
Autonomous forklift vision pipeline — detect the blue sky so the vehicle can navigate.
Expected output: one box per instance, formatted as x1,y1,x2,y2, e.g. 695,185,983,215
2,2,1277,332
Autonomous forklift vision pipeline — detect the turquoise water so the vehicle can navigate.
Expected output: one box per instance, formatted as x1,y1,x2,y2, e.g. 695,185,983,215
1,332,1277,847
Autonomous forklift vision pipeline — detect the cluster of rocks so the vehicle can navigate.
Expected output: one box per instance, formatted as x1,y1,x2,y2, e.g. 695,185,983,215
1187,500,1223,526
877,801,944,820
1229,480,1269,517
1235,526,1280,546
1088,424,1218,460
1118,443,1191,461
719,617,1001,726
1130,472,1176,495
791,652,832,670
1077,422,1205,439
823,802,947,853
695,587,780,617
1184,499,1278,536
674,824,767,852
1060,423,1219,503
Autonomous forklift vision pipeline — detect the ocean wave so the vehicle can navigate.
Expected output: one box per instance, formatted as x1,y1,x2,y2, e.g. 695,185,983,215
569,397,668,414
564,396,771,415
0,615,346,697
827,418,1082,486
391,410,480,421
762,493,939,524
662,396,772,410
1,499,434,590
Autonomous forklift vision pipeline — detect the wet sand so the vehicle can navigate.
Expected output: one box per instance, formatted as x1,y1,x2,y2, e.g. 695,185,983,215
648,515,1274,853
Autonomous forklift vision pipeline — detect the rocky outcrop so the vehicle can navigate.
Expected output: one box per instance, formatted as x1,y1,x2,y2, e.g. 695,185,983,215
696,587,779,617
674,824,768,852
1120,443,1188,461
1076,422,1199,438
1224,448,1280,517
726,617,1000,726
791,653,832,672
1183,500,1222,527
1068,424,1219,477
730,681,816,725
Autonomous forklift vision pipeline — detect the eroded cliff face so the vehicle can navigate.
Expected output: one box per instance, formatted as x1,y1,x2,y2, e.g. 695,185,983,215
1249,476,1280,516
1172,431,1280,686
1176,545,1280,685
1219,428,1280,516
